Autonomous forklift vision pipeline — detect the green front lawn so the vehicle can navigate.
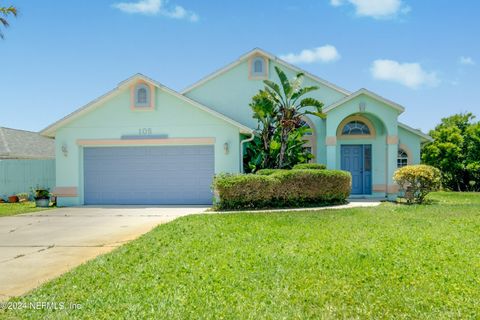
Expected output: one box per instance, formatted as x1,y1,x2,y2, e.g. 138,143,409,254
0,202,51,217
3,192,480,319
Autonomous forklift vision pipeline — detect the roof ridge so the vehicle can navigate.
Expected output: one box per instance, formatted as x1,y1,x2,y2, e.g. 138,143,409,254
0,126,40,134
181,47,351,96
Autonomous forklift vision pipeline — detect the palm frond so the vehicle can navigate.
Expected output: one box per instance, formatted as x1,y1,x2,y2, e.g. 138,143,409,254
288,74,304,100
274,66,292,98
291,86,319,103
305,110,327,119
0,6,18,39
263,80,282,97
298,97,324,110
0,17,8,27
0,6,17,16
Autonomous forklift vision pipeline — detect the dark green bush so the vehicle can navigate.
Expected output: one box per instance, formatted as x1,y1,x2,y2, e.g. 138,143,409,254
213,169,351,210
292,163,327,170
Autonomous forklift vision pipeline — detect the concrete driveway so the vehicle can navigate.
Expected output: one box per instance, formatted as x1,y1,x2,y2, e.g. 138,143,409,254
0,206,208,301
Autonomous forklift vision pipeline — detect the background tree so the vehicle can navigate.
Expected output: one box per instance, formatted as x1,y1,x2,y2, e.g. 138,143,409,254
0,5,17,39
245,67,324,171
422,112,480,191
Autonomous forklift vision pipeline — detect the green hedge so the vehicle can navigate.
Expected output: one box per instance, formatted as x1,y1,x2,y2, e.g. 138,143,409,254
292,163,327,170
255,169,289,176
213,169,351,210
256,164,326,176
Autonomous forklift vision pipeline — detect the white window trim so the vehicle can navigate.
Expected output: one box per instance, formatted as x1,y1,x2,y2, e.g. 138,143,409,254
337,115,376,139
397,144,413,167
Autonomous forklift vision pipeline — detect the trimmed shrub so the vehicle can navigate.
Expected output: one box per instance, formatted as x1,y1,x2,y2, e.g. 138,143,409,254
393,165,441,204
213,169,351,210
255,169,289,175
213,173,276,209
292,163,327,170
256,164,326,175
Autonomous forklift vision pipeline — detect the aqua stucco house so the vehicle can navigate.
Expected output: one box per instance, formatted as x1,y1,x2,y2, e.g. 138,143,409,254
41,48,431,206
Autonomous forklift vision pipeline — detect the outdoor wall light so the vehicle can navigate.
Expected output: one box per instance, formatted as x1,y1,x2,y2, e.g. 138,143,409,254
61,143,68,157
223,142,229,155
359,102,366,113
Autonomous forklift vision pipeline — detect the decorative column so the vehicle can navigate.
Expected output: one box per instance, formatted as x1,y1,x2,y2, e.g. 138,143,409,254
325,136,337,169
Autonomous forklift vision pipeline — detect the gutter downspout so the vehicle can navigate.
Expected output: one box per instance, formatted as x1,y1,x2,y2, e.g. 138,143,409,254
240,132,255,173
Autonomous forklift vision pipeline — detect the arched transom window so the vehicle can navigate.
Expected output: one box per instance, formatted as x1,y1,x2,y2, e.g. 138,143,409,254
342,120,371,135
250,56,268,79
253,58,263,74
397,149,409,168
134,84,150,108
137,87,147,104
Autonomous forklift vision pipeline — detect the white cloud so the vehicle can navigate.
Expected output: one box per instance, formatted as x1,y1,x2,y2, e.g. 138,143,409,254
112,0,198,22
371,59,440,89
279,45,341,64
163,5,199,21
330,0,410,19
330,0,343,6
459,56,475,66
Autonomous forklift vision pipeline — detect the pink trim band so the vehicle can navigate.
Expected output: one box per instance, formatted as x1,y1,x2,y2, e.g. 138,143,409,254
52,187,78,197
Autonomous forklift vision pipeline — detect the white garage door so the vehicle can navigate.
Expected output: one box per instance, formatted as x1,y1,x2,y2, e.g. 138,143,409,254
83,145,214,205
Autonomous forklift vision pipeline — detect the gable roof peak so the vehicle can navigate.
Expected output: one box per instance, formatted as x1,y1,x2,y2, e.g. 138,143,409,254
117,73,163,88
40,73,253,137
323,88,405,114
181,48,351,96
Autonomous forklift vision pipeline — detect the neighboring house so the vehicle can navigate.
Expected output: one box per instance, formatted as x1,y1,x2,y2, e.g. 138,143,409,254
41,48,431,206
0,127,55,199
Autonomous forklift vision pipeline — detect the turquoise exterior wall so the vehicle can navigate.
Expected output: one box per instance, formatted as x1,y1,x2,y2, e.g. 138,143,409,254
398,126,422,164
184,59,347,130
0,159,55,199
55,86,242,206
184,58,347,165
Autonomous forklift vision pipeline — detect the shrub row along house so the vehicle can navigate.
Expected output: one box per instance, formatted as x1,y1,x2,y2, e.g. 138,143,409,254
40,48,431,206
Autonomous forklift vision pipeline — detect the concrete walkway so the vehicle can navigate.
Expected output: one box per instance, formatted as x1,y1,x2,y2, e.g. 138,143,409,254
0,206,208,301
218,199,382,214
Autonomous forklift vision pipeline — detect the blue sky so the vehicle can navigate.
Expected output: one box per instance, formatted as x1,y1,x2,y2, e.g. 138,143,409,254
1,0,479,132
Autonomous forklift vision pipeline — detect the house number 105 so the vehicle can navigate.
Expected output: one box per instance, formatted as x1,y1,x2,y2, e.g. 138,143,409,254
138,128,152,135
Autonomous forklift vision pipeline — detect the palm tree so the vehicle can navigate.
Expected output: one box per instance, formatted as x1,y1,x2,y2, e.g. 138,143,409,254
0,5,17,39
262,66,325,168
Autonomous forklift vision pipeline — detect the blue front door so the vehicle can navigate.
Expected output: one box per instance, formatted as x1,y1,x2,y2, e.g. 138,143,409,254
341,145,372,195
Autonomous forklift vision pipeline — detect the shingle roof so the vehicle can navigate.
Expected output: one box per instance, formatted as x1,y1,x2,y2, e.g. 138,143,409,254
0,127,55,159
